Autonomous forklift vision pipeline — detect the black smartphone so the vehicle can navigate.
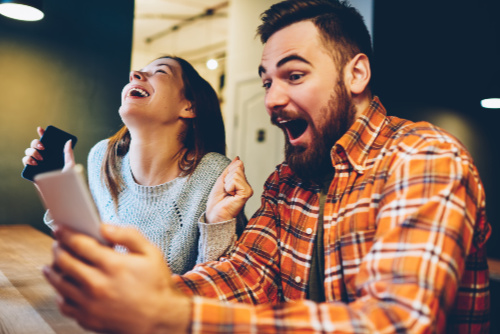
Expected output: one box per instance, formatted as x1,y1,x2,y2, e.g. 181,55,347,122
21,125,78,182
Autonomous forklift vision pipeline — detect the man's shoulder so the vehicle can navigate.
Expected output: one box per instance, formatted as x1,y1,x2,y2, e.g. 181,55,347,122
385,117,468,152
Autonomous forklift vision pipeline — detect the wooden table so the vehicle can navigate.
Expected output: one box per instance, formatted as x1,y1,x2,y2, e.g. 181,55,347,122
0,225,92,333
1,224,499,334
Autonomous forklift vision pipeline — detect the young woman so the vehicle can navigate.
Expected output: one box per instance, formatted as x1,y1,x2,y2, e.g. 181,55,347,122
23,56,247,274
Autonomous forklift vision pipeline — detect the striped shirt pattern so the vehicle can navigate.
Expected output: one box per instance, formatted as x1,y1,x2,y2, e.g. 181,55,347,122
174,97,491,333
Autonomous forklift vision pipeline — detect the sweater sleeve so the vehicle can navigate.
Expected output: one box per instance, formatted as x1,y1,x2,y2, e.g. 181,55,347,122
197,214,238,263
192,152,248,264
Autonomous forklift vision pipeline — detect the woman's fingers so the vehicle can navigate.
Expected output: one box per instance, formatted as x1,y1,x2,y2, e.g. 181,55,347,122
37,126,45,138
22,146,43,166
21,129,45,167
22,154,38,166
62,140,76,171
223,159,252,199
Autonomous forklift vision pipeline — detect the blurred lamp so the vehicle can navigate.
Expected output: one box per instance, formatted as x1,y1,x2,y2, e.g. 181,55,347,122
206,58,218,70
481,85,500,109
0,0,44,21
481,98,500,109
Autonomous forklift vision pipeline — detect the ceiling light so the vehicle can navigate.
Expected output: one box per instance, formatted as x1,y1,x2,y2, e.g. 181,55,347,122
0,0,44,21
481,98,500,109
206,58,218,70
480,85,500,109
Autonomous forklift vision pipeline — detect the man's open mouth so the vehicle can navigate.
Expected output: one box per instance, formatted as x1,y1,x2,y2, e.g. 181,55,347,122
279,119,308,140
127,87,150,97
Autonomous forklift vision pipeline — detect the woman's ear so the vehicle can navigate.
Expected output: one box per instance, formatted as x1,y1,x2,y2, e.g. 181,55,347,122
179,103,196,119
344,53,371,95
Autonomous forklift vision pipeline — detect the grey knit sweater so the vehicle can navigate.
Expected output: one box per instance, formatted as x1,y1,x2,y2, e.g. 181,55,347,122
45,139,244,274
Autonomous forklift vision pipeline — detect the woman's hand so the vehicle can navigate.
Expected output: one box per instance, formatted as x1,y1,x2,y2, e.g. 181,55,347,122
206,157,253,224
22,126,75,172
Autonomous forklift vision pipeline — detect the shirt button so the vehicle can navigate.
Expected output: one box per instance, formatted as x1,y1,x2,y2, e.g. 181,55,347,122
306,228,313,235
295,276,302,283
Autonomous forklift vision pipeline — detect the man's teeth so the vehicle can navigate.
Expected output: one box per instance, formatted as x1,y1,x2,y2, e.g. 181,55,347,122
128,87,150,97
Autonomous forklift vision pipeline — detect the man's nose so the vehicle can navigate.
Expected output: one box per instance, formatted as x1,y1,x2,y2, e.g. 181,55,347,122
265,82,289,114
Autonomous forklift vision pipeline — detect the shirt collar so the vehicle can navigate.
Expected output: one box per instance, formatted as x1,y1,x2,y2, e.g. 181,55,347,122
332,96,387,174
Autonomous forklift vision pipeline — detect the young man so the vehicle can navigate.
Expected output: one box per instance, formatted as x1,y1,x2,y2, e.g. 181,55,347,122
45,1,491,333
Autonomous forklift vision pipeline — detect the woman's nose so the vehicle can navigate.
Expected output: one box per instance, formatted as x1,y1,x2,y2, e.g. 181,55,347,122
129,70,144,81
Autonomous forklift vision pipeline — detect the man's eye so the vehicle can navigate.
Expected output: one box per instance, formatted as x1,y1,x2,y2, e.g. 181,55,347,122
289,73,303,81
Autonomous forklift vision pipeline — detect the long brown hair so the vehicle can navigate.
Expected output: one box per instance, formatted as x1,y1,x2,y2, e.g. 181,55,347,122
102,56,226,208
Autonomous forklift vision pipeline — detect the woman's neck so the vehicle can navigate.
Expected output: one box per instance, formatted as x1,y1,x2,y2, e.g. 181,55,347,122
127,129,186,186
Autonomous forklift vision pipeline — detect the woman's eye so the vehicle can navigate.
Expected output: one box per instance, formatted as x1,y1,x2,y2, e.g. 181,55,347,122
156,70,167,74
262,81,271,89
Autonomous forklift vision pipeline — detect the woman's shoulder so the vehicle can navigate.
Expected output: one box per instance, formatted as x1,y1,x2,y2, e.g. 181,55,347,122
88,139,109,161
191,152,231,180
87,139,110,176
199,152,231,168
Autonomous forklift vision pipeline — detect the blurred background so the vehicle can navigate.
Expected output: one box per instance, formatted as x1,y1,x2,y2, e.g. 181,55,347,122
0,0,498,329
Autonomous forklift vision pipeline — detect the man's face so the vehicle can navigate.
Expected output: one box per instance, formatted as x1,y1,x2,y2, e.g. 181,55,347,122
259,21,356,181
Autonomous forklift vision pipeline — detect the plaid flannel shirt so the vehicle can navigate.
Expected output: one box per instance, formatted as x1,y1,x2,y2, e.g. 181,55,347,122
174,97,491,333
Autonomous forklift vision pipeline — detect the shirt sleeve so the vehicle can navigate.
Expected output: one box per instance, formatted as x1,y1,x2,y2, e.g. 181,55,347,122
175,136,489,333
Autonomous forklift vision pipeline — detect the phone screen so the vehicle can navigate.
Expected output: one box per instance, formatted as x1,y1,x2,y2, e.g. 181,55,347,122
21,125,78,182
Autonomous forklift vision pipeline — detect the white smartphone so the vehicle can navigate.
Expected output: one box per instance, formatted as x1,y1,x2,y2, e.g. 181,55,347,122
34,164,109,245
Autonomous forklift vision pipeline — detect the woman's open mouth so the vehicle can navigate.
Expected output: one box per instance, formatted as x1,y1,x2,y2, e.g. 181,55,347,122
127,87,150,98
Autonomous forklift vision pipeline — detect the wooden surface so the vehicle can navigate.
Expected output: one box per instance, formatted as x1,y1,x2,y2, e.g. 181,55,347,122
0,225,91,334
0,224,499,334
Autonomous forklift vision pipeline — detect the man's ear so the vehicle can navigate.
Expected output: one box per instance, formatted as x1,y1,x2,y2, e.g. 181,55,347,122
179,103,196,119
344,53,371,95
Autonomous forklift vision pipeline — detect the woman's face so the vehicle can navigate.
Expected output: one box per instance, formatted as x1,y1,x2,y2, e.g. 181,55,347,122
119,58,193,127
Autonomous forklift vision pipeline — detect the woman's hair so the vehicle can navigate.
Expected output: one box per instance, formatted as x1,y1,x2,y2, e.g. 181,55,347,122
102,55,226,208
257,0,372,76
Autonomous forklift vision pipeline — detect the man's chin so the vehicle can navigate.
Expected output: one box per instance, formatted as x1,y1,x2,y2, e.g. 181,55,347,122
285,142,332,183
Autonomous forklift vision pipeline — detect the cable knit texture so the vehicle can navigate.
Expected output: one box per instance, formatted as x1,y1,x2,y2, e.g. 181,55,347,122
45,139,242,274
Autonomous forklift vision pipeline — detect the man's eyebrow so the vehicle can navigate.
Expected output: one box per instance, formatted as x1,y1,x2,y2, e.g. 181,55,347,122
258,54,311,77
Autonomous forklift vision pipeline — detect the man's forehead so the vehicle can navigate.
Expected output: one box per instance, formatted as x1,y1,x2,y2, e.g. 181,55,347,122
259,22,324,74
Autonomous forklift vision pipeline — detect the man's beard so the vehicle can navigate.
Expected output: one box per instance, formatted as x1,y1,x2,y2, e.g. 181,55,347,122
285,80,356,183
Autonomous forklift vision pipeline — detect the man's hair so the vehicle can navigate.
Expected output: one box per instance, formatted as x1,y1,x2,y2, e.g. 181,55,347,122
257,0,372,74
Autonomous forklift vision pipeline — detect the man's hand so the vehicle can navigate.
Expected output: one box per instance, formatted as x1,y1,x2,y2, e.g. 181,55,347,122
206,157,253,224
43,225,191,334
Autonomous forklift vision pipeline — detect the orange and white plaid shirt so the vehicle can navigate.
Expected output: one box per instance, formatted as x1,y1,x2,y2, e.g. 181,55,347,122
174,97,491,333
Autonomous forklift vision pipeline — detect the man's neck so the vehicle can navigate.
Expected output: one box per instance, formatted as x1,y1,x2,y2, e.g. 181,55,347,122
352,91,373,120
